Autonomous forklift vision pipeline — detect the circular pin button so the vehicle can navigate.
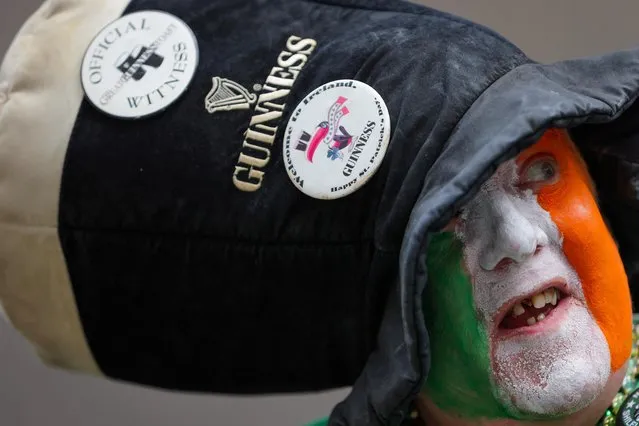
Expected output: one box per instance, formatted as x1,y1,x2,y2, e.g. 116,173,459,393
81,10,199,119
283,79,391,200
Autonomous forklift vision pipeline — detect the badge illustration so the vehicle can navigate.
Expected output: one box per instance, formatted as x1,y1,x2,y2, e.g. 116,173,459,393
283,80,391,199
295,96,354,162
81,10,199,119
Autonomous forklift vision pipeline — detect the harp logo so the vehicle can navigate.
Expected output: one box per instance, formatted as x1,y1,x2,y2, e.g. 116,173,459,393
204,77,257,114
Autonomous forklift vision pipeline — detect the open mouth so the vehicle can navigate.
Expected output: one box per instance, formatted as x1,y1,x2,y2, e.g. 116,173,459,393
499,286,568,330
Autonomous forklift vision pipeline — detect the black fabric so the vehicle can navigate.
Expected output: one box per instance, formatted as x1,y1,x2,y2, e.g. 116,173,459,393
573,99,639,309
57,0,639,425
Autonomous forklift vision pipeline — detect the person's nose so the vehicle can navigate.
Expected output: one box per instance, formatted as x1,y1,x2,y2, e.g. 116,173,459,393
479,193,548,271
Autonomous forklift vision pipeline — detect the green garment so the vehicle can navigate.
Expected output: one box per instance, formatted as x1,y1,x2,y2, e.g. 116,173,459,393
304,417,328,426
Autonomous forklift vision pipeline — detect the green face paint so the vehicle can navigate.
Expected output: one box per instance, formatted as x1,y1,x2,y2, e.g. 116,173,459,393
422,232,508,418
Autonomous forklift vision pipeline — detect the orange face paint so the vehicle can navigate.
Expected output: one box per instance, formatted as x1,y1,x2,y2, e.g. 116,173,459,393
516,129,632,372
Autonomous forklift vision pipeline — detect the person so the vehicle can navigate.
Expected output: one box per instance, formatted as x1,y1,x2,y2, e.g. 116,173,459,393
418,129,633,425
2,1,639,426
308,130,636,425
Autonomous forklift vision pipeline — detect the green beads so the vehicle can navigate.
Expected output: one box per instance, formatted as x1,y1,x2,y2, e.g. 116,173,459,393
613,393,626,414
602,413,615,426
623,375,637,394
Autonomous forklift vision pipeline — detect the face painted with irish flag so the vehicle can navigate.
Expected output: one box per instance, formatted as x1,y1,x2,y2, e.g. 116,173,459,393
419,129,633,425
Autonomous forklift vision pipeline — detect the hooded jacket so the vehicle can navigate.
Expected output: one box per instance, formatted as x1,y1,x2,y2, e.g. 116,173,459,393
1,0,638,425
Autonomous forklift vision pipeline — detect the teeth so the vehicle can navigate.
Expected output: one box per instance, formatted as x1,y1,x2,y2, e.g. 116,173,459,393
532,293,546,309
506,288,563,327
544,289,553,304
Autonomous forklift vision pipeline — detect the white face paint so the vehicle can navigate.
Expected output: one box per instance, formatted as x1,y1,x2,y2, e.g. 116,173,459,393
455,157,610,417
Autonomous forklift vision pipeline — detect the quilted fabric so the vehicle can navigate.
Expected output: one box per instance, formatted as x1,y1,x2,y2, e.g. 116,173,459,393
1,1,639,425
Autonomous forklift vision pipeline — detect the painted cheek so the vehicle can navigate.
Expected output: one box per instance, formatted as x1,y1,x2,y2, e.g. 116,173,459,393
533,139,632,372
423,233,507,419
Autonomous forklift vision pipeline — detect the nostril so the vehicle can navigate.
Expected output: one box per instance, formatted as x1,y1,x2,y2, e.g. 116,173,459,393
494,258,514,271
534,246,542,255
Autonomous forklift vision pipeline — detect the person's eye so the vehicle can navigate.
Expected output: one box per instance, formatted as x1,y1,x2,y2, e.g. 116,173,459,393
519,155,559,189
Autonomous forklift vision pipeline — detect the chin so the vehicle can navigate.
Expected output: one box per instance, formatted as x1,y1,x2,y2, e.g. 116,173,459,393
490,298,611,418
419,365,626,426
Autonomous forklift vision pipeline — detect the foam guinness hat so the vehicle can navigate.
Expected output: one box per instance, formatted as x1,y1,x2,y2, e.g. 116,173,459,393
1,0,639,424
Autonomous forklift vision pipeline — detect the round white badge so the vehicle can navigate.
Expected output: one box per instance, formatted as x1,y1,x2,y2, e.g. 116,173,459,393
81,10,199,119
283,80,391,200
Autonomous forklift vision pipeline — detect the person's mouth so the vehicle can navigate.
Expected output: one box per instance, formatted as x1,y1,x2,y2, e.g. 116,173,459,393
494,279,572,333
